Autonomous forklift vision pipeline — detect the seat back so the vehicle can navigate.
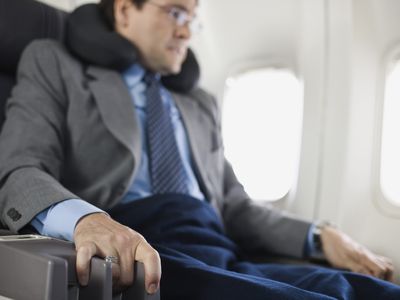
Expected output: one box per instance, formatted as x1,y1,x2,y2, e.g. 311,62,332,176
0,0,67,128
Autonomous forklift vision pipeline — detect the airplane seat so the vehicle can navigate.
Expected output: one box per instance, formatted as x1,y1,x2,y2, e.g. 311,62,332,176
0,0,159,299
0,74,16,129
0,0,66,129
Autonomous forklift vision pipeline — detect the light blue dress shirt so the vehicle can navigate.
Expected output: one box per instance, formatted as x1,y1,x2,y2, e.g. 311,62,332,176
120,64,204,203
30,64,204,241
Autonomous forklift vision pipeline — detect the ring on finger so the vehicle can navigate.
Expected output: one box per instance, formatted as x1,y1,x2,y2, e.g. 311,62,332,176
104,255,119,264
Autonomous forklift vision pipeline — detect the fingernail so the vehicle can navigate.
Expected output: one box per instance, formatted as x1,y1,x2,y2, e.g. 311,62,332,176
147,283,158,294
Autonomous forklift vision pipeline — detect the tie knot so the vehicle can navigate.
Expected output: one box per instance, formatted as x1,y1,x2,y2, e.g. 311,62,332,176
143,72,160,86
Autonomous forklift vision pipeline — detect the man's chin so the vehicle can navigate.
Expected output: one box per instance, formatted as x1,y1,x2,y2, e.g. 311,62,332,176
169,65,182,75
159,63,182,76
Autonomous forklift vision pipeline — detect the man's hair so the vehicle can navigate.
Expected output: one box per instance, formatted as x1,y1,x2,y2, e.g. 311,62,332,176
99,0,147,29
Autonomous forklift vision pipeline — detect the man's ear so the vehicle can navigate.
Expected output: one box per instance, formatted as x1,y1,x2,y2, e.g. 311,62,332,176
114,0,132,29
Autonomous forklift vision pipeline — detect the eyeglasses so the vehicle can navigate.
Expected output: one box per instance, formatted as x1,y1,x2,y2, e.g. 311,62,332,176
146,1,202,34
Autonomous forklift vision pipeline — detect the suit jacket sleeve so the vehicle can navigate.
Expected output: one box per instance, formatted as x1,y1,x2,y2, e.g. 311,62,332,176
0,40,79,232
222,158,311,258
195,90,312,258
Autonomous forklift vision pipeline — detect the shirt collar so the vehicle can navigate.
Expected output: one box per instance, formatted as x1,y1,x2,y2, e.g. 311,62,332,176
122,64,162,88
122,63,146,88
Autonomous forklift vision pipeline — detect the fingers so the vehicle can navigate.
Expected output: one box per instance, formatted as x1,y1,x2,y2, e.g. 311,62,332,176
135,239,162,294
75,241,99,285
73,214,161,293
364,254,389,280
355,252,385,279
113,232,135,287
321,228,395,283
385,267,395,282
377,256,395,282
111,261,121,286
348,248,395,282
110,232,160,294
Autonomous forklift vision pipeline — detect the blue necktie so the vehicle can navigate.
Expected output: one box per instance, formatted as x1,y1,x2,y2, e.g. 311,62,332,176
145,73,189,194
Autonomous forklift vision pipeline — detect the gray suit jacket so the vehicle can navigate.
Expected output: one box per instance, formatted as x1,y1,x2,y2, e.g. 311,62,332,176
0,40,311,258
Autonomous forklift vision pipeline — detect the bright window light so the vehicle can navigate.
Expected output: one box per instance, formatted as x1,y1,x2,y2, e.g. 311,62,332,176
380,60,400,206
222,68,303,201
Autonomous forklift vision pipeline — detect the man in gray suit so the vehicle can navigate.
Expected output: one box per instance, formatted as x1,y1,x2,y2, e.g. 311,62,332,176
0,0,395,297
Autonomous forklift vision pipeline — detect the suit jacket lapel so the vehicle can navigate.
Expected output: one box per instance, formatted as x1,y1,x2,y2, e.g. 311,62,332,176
86,66,141,165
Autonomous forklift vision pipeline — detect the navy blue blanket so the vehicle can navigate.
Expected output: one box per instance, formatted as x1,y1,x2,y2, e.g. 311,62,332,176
108,194,400,300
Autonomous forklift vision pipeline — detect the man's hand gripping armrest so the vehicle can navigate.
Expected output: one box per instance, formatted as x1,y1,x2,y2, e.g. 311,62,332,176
74,213,161,294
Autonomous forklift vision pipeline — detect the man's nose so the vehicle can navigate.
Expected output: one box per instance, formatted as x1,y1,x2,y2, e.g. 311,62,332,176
175,23,192,40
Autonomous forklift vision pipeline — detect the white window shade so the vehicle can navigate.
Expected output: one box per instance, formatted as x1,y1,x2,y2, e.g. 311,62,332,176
380,61,400,206
222,68,303,201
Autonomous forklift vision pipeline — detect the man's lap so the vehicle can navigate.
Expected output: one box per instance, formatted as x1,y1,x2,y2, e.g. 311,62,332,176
108,194,400,300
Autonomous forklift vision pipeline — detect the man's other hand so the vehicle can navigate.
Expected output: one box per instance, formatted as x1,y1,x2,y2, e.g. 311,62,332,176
321,226,394,282
73,213,161,294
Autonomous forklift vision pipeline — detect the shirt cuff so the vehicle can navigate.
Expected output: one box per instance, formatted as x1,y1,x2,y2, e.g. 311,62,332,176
304,222,326,260
30,199,105,242
304,223,317,257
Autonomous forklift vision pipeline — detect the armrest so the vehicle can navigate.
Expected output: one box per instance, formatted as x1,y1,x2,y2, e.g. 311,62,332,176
0,235,160,300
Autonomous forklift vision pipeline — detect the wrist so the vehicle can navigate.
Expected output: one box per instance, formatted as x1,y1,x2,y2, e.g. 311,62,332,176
310,221,335,260
74,212,109,235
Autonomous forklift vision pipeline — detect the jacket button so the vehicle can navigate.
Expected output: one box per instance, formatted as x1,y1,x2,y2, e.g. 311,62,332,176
7,208,21,222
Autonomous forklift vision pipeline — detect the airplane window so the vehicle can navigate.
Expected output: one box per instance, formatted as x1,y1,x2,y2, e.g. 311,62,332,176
222,68,303,201
380,60,400,206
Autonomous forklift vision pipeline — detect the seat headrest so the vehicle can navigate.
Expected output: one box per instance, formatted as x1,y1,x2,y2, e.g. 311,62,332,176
66,4,200,93
0,0,67,128
0,0,67,75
